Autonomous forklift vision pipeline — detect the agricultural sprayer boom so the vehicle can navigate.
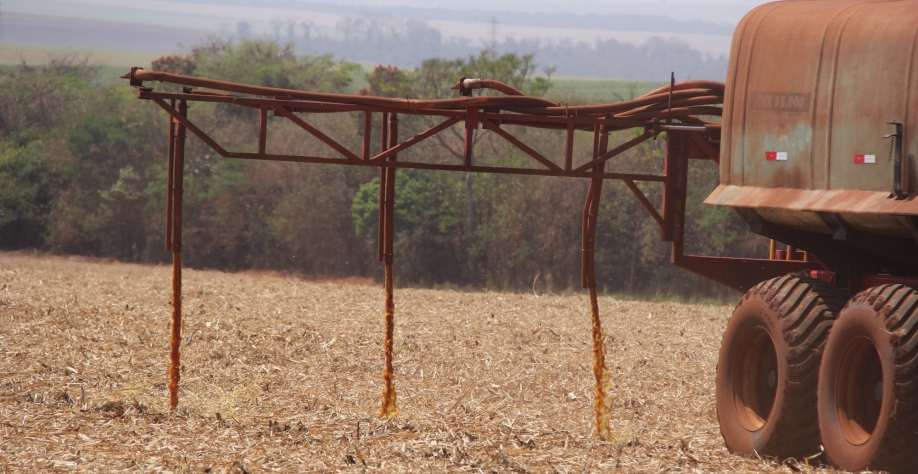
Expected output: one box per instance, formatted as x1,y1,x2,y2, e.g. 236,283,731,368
124,66,769,434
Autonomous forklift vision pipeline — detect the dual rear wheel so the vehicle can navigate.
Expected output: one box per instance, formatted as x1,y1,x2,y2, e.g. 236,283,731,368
818,285,918,472
717,275,842,457
717,279,918,472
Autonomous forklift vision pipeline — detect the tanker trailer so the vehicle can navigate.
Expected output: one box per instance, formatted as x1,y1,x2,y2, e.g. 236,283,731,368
707,0,918,471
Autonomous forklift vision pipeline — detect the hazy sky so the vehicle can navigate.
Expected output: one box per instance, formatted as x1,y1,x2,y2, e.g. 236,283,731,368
306,0,775,24
3,0,780,58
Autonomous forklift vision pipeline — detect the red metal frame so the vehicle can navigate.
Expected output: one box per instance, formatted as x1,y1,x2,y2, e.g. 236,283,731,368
132,69,827,294
144,90,667,181
662,131,825,293
126,68,823,414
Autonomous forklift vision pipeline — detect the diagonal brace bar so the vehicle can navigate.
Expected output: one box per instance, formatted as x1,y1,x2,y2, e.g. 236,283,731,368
573,130,654,174
623,179,664,229
480,116,563,172
152,97,230,157
689,132,719,165
271,105,361,162
371,116,462,162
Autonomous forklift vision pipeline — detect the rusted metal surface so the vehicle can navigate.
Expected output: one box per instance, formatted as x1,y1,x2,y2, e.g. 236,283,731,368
379,262,398,418
588,286,612,438
141,92,692,181
581,126,612,438
168,100,187,412
664,130,828,293
718,0,918,220
707,186,918,226
674,254,822,294
164,99,175,251
859,273,918,292
378,114,399,418
453,77,525,97
127,69,721,120
713,0,918,277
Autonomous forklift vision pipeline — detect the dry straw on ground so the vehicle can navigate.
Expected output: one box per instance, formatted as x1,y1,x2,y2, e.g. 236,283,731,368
1,252,849,473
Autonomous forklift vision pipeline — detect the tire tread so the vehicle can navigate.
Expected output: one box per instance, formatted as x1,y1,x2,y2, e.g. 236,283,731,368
757,275,843,457
844,285,918,473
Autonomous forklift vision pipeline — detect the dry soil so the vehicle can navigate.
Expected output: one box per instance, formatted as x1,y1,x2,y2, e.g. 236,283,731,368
0,252,847,473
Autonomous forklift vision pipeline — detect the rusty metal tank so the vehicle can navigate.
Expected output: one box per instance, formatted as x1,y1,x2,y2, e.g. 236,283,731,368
706,0,918,252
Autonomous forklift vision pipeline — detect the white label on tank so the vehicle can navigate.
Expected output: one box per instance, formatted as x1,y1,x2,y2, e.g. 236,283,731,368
776,151,788,161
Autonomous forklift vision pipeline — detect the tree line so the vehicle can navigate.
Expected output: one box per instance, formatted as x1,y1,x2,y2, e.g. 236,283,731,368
254,15,728,81
0,39,763,299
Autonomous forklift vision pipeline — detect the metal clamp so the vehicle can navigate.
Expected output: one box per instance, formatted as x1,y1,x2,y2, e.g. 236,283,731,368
128,66,144,87
883,122,907,199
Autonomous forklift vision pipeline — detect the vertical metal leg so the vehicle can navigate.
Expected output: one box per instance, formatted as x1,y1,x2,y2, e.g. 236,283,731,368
377,166,387,262
377,113,389,262
165,99,175,251
379,259,397,418
378,113,399,418
168,100,187,412
667,132,689,263
582,125,611,439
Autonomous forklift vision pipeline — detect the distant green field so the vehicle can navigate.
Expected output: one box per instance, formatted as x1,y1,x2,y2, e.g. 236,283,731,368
0,44,667,100
0,44,166,68
0,44,165,85
548,77,667,104
309,63,664,101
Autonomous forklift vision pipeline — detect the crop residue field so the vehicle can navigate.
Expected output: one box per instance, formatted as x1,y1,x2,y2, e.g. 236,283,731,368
0,253,826,472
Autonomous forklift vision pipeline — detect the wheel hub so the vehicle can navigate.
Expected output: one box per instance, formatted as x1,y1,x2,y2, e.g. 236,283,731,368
733,326,778,431
836,336,883,446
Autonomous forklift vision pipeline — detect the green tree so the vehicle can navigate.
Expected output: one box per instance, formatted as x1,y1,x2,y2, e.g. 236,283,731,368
189,38,360,92
0,141,52,248
353,169,469,285
416,49,554,100
406,49,556,246
0,56,96,143
151,54,197,76
362,65,415,98
47,109,155,261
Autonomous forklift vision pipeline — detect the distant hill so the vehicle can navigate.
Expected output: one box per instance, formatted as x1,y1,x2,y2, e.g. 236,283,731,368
182,0,738,34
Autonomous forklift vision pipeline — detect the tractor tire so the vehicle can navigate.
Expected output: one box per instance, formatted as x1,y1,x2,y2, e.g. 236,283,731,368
818,284,918,473
717,275,843,458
